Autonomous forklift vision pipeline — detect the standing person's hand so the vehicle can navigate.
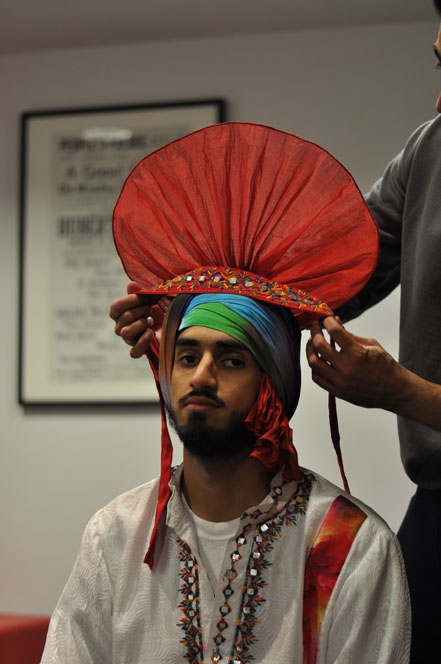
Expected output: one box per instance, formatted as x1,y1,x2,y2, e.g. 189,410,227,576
306,316,441,431
109,282,154,358
307,317,407,410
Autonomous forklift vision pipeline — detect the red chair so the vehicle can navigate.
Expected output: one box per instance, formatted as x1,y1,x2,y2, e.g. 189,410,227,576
0,614,50,664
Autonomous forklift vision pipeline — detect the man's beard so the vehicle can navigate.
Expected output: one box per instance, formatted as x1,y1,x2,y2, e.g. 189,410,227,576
168,404,256,461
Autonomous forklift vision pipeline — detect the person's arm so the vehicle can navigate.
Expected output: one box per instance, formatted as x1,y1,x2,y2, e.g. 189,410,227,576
336,163,404,323
318,523,410,664
109,281,154,358
337,120,434,323
40,513,113,663
306,317,441,432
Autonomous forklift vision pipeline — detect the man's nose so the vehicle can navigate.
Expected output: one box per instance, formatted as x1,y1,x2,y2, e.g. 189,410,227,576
190,355,217,390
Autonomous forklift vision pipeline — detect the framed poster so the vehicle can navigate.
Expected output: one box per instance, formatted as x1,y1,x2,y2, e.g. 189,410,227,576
19,99,226,405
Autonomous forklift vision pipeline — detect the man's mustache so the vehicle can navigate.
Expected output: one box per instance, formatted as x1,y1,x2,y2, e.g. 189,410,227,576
179,388,226,408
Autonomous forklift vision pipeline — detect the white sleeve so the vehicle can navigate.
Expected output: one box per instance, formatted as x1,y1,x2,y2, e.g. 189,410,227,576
317,522,410,664
40,512,113,664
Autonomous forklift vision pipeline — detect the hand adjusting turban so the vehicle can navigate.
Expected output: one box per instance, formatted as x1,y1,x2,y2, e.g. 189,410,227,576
113,122,379,568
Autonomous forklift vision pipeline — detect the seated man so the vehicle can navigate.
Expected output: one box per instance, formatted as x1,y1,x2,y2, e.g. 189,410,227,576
41,123,410,663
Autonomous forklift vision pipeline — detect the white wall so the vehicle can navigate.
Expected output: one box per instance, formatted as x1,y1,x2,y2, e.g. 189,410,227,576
0,19,438,614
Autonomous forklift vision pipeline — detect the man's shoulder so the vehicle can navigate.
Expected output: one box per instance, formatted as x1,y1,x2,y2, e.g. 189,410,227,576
88,476,160,535
399,115,441,164
305,468,393,536
109,475,160,504
410,114,441,141
370,114,441,183
304,470,405,580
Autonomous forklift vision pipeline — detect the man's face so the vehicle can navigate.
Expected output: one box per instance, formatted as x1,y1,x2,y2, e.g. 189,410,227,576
169,326,262,459
434,24,441,112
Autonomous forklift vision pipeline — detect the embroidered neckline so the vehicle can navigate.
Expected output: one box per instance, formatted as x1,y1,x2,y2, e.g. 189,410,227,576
176,471,315,663
177,543,204,662
225,472,314,664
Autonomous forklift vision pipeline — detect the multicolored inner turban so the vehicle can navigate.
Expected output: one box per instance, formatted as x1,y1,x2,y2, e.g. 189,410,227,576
159,293,301,419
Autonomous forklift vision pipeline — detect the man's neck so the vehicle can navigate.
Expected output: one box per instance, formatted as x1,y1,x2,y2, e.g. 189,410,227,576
181,450,271,522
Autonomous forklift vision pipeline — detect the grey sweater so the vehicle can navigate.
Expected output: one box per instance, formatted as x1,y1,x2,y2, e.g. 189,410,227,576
337,116,441,489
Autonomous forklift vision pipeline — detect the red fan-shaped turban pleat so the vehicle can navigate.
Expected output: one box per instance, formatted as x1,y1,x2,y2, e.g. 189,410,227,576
113,122,378,327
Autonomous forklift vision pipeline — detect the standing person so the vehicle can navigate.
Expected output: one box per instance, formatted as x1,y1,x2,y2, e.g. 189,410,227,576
42,123,410,663
306,3,441,661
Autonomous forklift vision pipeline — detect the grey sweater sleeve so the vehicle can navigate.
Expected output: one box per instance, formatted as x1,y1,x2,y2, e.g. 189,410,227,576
336,120,433,323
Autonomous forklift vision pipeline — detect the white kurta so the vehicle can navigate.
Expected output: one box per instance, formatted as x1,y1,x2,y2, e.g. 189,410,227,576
41,467,410,663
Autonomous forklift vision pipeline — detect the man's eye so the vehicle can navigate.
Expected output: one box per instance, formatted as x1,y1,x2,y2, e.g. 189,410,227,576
224,357,244,368
179,354,198,365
